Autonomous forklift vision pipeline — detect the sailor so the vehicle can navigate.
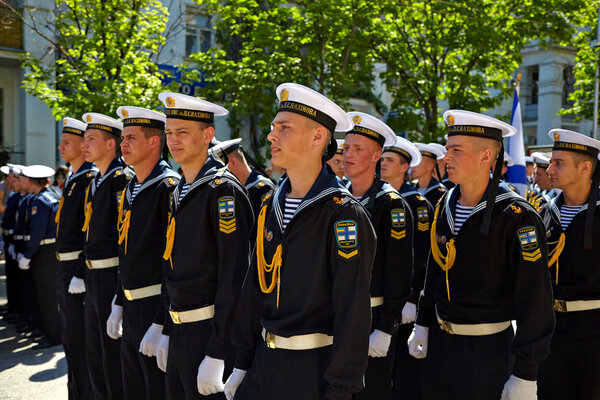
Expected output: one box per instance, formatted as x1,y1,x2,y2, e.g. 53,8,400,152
411,143,447,206
1,164,21,324
527,152,557,214
326,138,347,183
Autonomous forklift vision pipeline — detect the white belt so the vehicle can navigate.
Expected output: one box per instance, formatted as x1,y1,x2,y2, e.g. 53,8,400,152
85,257,119,270
2,229,13,235
436,311,510,336
554,299,600,313
40,238,56,245
169,305,214,324
124,284,161,301
56,250,82,262
262,328,333,350
370,297,384,307
14,235,30,240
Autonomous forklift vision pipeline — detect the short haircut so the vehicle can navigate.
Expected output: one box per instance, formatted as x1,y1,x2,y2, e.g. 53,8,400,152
140,126,166,152
228,148,245,162
571,152,598,175
31,177,49,187
472,137,502,158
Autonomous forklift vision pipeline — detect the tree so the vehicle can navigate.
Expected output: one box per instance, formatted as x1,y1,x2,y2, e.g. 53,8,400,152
14,0,170,120
371,0,586,142
187,0,380,160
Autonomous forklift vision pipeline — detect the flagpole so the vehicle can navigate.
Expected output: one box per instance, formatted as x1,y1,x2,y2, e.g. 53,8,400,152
594,7,600,140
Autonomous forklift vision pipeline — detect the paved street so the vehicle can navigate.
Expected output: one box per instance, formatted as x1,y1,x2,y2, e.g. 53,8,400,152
0,261,67,400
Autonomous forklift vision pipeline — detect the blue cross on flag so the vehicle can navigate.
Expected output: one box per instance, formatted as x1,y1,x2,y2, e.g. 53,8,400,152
335,220,357,248
518,226,538,250
218,196,235,219
391,208,406,228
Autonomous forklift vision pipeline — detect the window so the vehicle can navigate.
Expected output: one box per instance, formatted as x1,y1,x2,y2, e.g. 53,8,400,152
527,66,539,105
185,12,212,56
563,65,575,108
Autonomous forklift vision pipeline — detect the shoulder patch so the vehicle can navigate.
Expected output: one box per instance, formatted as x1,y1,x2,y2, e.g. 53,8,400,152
388,192,400,200
391,208,406,228
258,181,265,188
332,196,350,205
31,206,37,215
218,196,235,220
335,220,358,259
417,206,429,231
86,172,92,178
416,194,425,201
518,226,541,262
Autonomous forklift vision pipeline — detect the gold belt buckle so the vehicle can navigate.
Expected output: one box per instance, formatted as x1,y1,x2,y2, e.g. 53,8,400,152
265,331,276,349
123,289,133,301
56,252,61,261
169,310,182,324
554,299,567,312
438,319,454,334
85,259,93,270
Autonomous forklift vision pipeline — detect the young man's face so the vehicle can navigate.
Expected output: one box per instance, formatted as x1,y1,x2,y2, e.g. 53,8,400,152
380,152,407,183
326,154,345,178
121,126,155,167
12,176,21,192
58,133,84,164
444,136,489,185
165,119,212,166
343,133,381,179
410,156,434,180
547,150,588,190
268,111,320,170
533,164,551,191
82,130,113,163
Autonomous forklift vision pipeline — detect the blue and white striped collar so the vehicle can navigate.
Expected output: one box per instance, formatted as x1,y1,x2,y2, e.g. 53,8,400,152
125,159,179,205
245,168,274,190
173,155,227,209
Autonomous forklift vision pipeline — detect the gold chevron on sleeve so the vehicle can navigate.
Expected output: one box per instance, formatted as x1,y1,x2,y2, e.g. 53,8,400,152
417,222,429,231
391,229,406,240
337,249,358,259
219,218,237,234
522,248,541,262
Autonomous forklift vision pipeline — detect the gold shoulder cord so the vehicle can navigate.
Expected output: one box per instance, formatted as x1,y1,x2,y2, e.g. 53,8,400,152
256,204,283,307
430,203,456,301
55,196,64,235
116,188,131,254
81,184,93,240
547,232,565,285
162,213,176,270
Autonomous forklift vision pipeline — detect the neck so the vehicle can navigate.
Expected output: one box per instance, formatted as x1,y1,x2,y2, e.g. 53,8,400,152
96,154,116,177
233,163,252,185
31,185,43,195
458,173,489,207
69,155,86,174
286,161,322,198
133,154,160,183
417,173,432,189
563,181,592,206
385,175,405,192
182,153,208,184
350,168,376,198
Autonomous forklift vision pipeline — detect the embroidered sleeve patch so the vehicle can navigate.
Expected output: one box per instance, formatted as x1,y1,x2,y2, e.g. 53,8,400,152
518,226,541,262
218,196,236,234
391,208,406,228
417,206,429,231
335,220,358,259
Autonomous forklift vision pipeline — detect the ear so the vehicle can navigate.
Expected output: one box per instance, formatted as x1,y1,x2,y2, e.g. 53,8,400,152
313,126,328,149
580,160,593,177
149,134,160,150
372,148,382,163
204,126,215,145
399,162,410,175
480,148,493,167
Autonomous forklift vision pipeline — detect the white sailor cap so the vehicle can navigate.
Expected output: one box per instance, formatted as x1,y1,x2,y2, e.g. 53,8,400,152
503,152,514,166
210,138,242,159
524,155,533,164
62,117,87,137
335,139,344,155
382,136,422,167
1,163,23,175
530,152,551,167
443,110,516,141
414,143,445,160
345,112,397,148
116,106,166,130
548,129,600,159
158,92,228,123
21,165,55,179
82,112,123,137
276,83,353,133
429,143,447,155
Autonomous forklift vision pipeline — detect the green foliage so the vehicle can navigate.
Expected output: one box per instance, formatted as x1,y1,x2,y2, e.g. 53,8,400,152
21,0,170,120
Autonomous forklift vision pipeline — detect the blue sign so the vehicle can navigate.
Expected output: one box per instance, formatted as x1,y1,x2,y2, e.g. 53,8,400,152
158,64,205,96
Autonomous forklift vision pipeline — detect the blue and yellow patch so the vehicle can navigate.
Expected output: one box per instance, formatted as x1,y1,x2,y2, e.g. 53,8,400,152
391,208,406,228
335,220,358,259
218,196,236,234
417,206,429,231
518,226,541,262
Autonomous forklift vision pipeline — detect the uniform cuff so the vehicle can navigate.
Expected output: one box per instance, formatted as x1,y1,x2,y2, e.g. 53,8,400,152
234,348,255,371
512,357,539,381
375,315,396,335
205,336,229,360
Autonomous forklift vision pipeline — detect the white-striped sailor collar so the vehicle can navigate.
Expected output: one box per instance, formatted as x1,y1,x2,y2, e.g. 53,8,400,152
424,178,446,195
65,161,97,187
443,180,521,235
173,154,227,209
91,157,127,195
351,180,399,208
549,190,600,226
244,167,273,190
272,166,351,232
125,159,179,205
399,181,420,198
36,187,59,204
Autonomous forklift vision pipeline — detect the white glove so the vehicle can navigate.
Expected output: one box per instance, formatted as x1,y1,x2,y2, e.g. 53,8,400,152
196,356,225,395
368,329,392,358
500,375,537,400
139,323,163,357
106,295,123,340
18,254,30,270
68,277,86,294
224,368,247,400
401,302,417,324
8,244,16,259
156,334,169,372
407,324,429,359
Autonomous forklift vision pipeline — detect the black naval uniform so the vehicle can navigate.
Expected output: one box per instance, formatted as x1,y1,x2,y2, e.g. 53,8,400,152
24,187,60,345
417,181,555,399
55,161,96,400
115,159,179,400
2,191,21,317
233,167,377,400
538,192,600,399
244,167,275,218
81,157,131,400
163,156,253,400
394,182,434,400
417,177,447,207
351,180,413,400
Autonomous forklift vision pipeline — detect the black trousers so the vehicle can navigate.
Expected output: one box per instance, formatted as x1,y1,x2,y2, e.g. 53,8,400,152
353,327,397,400
57,258,92,400
421,321,513,400
3,237,19,312
31,243,61,344
393,323,424,400
121,295,166,400
15,240,40,326
236,340,333,400
166,319,223,400
84,267,124,400
538,309,600,400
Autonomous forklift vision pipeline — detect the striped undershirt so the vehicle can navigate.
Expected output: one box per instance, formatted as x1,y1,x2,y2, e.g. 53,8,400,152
453,203,474,235
560,205,581,230
282,197,302,230
131,182,142,200
178,184,191,205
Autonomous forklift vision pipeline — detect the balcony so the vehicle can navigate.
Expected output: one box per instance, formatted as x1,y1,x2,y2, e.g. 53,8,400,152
523,103,538,122
0,6,22,50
